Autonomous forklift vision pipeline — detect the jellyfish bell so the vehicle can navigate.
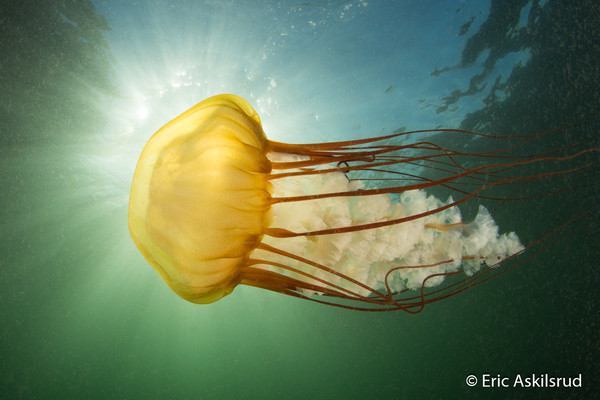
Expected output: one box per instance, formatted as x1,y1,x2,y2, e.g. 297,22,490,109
128,95,271,303
128,94,594,311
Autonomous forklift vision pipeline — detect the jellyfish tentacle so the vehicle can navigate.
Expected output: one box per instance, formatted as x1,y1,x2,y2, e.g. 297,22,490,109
255,242,389,300
424,222,468,232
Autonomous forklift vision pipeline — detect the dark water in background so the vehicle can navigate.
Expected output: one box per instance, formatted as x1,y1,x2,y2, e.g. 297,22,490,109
1,1,598,399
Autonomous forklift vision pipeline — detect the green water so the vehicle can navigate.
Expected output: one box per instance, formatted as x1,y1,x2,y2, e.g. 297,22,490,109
1,0,599,399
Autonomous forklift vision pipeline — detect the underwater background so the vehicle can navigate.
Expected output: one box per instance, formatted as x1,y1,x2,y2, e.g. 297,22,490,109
1,0,599,399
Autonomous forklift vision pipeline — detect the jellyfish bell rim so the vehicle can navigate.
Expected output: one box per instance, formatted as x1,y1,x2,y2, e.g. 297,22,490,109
128,94,272,304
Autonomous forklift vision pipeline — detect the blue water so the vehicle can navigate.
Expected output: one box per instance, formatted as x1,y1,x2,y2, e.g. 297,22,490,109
1,0,598,399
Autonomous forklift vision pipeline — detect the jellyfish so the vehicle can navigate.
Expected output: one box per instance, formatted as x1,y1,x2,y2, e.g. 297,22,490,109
128,94,595,312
